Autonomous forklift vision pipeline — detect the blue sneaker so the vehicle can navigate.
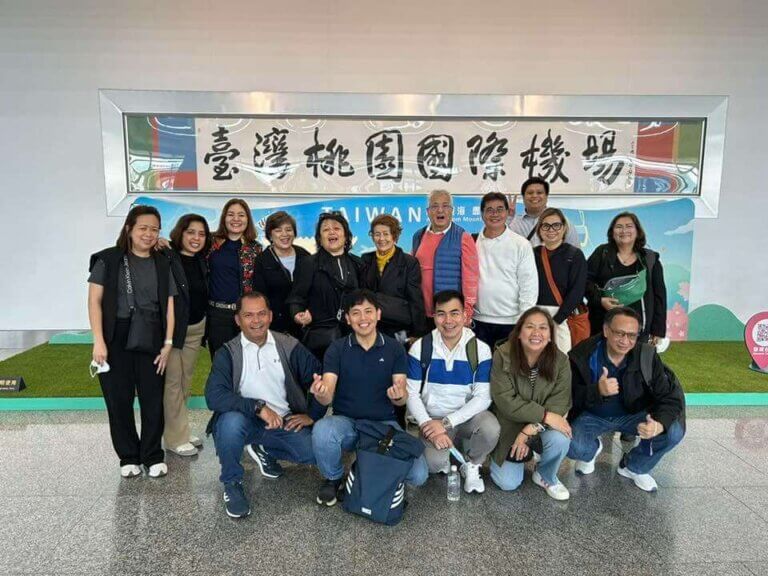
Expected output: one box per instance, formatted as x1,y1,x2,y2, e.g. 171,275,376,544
246,444,284,478
223,481,250,518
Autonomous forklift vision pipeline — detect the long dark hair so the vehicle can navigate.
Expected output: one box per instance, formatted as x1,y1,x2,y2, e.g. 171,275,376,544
315,211,352,253
116,205,161,252
607,211,646,252
213,198,258,244
506,307,558,382
169,213,211,254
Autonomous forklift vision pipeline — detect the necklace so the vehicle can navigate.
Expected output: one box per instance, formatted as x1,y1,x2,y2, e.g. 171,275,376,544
617,251,636,266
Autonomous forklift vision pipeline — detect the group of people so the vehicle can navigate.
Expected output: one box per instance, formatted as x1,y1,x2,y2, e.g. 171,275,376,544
87,178,684,519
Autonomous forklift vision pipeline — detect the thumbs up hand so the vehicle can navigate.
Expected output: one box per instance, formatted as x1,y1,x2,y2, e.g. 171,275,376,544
598,366,620,397
637,413,664,439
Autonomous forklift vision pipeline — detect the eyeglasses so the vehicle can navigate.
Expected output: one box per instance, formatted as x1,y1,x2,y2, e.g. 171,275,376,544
607,327,639,342
483,207,507,215
428,203,452,211
540,222,563,232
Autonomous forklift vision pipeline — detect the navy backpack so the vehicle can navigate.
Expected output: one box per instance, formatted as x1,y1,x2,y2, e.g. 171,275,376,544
342,420,424,526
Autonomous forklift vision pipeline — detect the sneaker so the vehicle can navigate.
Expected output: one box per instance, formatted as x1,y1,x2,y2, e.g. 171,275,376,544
169,442,198,457
120,464,142,478
316,478,343,506
189,435,203,448
223,481,251,518
246,444,284,479
147,462,168,478
574,438,603,475
460,462,486,494
532,470,570,501
620,433,640,454
618,456,658,492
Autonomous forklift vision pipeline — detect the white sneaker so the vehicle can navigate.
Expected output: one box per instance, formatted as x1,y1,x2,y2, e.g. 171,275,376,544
120,464,142,478
169,442,198,457
532,470,570,501
148,463,168,478
574,438,603,475
190,436,203,448
460,462,485,494
618,462,658,492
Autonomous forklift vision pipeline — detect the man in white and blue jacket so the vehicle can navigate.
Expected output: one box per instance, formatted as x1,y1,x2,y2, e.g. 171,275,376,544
205,292,326,519
406,290,500,495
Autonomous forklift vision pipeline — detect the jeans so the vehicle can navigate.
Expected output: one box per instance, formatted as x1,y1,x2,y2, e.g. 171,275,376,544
312,415,429,486
213,410,315,483
567,410,685,475
490,429,571,491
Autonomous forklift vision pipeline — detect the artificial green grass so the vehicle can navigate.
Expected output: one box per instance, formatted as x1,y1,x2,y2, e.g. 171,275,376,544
0,341,765,398
0,344,212,398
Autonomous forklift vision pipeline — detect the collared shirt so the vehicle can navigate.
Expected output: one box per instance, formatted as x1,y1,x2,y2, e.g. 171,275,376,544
239,332,290,416
509,212,580,248
323,331,407,421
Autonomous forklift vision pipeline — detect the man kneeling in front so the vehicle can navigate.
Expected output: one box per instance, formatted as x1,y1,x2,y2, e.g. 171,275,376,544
568,307,685,492
205,292,325,518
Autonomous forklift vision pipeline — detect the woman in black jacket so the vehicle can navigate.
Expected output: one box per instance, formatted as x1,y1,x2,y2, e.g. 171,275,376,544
252,211,311,339
360,214,426,341
287,211,363,361
533,208,587,354
87,205,176,479
585,212,667,344
163,213,210,457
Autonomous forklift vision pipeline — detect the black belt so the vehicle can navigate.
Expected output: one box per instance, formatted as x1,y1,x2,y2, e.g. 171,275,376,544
208,300,237,311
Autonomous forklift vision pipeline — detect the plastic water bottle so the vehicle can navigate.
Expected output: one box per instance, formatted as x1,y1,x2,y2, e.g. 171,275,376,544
447,465,461,502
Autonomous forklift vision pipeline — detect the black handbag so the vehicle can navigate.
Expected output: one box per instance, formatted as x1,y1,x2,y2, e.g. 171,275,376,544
123,256,162,354
505,432,544,464
375,293,413,328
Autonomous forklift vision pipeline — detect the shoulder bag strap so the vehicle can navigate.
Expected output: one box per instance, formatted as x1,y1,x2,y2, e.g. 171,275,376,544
122,255,137,311
540,248,564,307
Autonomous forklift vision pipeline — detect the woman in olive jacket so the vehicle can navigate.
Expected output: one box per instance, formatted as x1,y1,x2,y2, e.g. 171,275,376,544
490,306,573,501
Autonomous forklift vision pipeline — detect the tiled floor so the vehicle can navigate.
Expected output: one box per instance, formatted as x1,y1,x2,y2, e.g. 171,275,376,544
2,406,768,575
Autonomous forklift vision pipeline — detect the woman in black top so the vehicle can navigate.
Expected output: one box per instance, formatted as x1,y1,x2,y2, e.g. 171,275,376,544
163,213,210,457
206,198,262,359
360,214,426,342
287,211,362,361
252,211,311,339
87,205,176,479
533,208,587,353
585,212,667,344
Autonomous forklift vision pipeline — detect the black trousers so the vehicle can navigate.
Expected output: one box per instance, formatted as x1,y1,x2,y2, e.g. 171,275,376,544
207,306,239,361
473,319,516,351
99,320,165,467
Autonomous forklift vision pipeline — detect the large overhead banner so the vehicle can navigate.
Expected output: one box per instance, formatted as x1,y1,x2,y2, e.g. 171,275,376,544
126,116,704,197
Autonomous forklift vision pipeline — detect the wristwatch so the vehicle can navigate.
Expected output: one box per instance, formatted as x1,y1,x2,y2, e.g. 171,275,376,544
254,400,266,414
441,417,453,431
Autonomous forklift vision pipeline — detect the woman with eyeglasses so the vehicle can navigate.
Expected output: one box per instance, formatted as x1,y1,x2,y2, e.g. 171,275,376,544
287,211,363,360
206,198,262,359
532,207,587,353
252,211,311,339
585,212,667,345
489,307,572,500
360,214,426,342
87,205,177,479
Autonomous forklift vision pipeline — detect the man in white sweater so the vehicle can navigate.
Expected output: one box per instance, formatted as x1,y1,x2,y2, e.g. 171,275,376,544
406,290,500,494
473,192,539,349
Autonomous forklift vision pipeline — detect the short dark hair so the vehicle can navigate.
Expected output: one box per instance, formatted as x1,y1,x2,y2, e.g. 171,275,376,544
604,306,641,327
169,213,211,254
607,212,647,252
265,210,297,240
480,192,509,213
315,211,353,253
116,205,161,252
369,214,403,243
344,289,379,313
434,289,464,309
536,207,569,241
236,291,271,314
521,176,550,196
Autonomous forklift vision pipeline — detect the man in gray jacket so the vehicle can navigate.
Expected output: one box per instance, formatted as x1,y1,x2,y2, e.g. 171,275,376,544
205,292,325,518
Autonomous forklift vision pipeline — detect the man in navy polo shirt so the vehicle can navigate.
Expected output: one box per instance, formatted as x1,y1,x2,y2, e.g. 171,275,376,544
310,289,429,506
